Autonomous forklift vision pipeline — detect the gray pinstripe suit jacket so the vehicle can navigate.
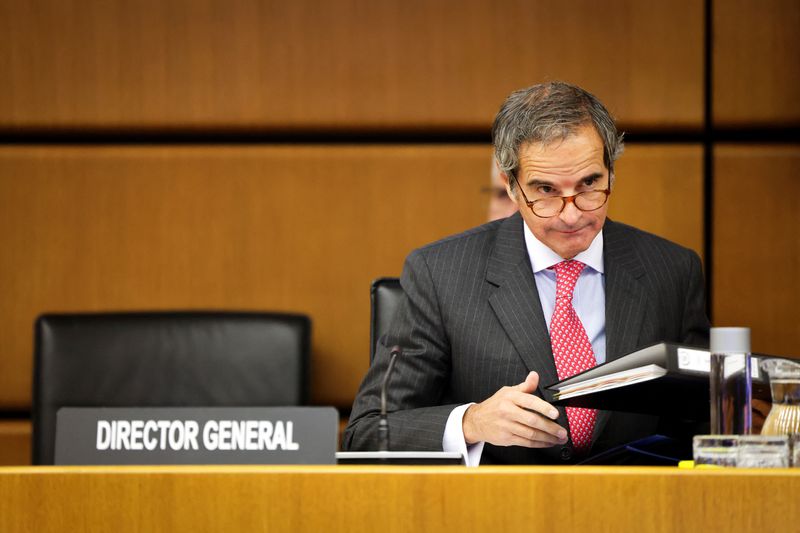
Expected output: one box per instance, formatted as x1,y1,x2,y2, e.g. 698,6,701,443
343,213,710,464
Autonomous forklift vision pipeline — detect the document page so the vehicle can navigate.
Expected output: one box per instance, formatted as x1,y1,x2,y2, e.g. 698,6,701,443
552,364,667,400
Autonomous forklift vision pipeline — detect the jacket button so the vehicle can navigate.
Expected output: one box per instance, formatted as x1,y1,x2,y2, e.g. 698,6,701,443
560,447,572,461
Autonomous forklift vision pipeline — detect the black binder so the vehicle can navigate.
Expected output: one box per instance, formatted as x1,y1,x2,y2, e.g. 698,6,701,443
544,342,771,420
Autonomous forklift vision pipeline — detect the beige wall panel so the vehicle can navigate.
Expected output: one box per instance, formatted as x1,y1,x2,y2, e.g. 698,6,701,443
0,0,703,130
610,144,704,258
714,0,800,127
0,144,701,410
0,422,30,466
713,145,800,356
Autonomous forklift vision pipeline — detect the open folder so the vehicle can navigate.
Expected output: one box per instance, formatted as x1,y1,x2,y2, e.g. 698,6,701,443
544,342,770,420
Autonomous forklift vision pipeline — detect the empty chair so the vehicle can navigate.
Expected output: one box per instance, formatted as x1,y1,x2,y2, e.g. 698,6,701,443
32,311,310,464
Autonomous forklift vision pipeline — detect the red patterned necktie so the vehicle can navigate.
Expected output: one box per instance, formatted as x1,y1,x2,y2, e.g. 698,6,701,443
549,260,597,452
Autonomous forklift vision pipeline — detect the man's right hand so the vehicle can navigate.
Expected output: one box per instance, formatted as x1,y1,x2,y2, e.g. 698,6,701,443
461,371,569,447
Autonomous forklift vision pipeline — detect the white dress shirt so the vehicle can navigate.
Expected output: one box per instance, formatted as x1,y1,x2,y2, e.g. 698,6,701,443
443,220,606,466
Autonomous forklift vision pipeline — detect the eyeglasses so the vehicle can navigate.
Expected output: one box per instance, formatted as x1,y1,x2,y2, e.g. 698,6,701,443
513,175,611,218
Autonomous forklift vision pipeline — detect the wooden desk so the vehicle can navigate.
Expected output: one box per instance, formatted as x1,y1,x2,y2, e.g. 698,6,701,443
0,465,797,532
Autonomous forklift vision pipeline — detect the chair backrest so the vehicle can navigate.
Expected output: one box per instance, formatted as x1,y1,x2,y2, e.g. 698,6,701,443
32,311,310,465
369,277,403,363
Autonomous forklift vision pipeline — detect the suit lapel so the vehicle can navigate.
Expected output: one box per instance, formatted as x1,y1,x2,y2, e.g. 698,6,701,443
603,219,648,361
592,219,648,443
486,213,560,398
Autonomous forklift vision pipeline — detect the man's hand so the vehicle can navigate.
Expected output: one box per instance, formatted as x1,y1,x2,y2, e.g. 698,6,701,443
462,371,569,447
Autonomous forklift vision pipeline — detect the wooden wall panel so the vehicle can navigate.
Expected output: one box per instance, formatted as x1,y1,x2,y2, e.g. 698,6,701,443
0,144,702,411
0,0,703,131
0,422,30,466
609,144,704,258
713,145,800,357
714,0,800,127
0,145,488,409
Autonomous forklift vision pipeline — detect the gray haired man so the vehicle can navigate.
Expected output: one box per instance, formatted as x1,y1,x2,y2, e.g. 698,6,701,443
344,82,709,465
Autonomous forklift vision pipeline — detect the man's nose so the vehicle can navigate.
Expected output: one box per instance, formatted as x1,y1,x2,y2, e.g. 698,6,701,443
558,199,582,225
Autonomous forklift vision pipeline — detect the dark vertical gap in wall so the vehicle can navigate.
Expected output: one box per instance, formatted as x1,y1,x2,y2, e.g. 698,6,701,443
703,0,714,323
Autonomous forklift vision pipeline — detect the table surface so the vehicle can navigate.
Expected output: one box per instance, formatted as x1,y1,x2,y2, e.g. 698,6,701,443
1,465,798,533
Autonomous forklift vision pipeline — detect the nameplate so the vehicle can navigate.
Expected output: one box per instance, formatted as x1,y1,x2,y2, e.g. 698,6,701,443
55,407,338,465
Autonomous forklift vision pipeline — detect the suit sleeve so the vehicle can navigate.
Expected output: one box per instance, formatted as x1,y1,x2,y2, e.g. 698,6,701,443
342,248,460,451
680,250,711,347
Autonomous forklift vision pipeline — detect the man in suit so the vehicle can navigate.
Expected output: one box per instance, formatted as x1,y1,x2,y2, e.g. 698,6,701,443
343,82,710,465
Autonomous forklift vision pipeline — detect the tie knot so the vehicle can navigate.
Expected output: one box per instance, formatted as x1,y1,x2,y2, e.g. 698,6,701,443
553,260,585,299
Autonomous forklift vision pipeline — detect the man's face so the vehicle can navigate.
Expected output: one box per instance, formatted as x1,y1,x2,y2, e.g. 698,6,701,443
503,125,610,259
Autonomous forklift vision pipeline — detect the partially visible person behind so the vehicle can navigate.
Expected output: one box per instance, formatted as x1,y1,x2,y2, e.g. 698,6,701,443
486,156,519,221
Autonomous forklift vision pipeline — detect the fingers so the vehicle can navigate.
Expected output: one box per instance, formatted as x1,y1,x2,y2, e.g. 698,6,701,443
462,373,569,448
497,391,565,440
505,434,559,449
506,420,565,447
512,371,540,393
515,392,560,421
511,372,559,420
514,407,568,442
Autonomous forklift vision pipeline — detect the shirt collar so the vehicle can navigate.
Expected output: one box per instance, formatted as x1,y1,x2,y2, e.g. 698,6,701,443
522,219,605,274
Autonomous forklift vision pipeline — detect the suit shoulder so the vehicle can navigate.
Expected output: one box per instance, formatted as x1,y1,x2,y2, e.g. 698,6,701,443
607,220,698,259
410,218,504,259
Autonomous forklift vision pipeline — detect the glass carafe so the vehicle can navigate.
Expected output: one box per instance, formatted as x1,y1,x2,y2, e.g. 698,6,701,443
760,358,800,435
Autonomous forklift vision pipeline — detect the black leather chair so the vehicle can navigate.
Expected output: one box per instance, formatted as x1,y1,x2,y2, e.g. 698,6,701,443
369,278,403,363
32,311,311,465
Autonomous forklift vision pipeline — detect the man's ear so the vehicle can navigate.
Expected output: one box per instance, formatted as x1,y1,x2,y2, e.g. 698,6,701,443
500,170,515,200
